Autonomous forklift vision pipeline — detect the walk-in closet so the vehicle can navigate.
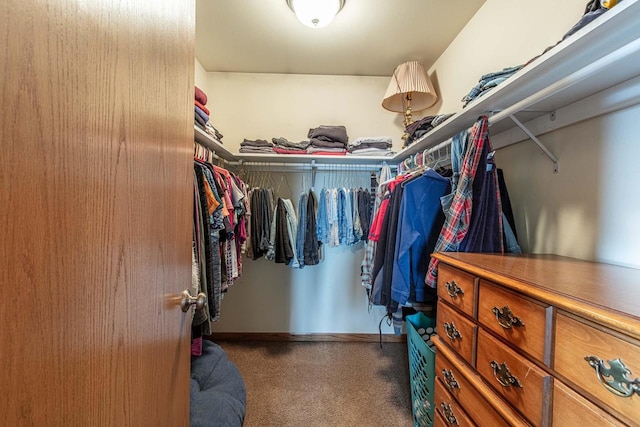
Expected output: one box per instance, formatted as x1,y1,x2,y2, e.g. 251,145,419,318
3,0,640,426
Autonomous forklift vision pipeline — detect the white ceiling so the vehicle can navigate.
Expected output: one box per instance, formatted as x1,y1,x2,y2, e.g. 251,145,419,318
195,0,486,77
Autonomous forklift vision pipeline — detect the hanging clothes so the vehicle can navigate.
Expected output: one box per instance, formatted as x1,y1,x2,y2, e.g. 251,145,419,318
425,116,501,288
391,169,450,306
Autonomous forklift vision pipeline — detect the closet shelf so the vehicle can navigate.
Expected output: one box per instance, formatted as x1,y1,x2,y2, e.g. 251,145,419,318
197,0,640,168
194,126,236,161
396,0,640,160
195,126,394,166
236,153,395,166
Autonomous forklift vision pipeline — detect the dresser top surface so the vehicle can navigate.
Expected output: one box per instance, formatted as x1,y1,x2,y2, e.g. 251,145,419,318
433,253,640,324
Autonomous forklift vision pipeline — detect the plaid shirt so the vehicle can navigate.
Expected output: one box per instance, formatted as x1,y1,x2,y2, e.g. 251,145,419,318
425,116,491,288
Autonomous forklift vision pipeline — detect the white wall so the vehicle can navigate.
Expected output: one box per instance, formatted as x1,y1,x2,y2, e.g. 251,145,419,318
214,169,395,334
426,0,586,115
194,58,208,90
497,104,640,269
426,0,640,269
204,72,405,152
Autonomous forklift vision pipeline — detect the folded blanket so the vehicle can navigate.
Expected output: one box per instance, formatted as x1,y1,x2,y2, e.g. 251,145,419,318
308,138,346,149
241,138,273,148
404,113,454,147
239,146,274,153
272,137,310,150
273,147,308,155
195,112,206,128
195,100,210,116
195,105,209,124
205,122,223,141
195,86,208,106
307,125,348,144
307,146,346,154
306,150,346,156
347,148,395,156
351,136,393,146
348,141,391,152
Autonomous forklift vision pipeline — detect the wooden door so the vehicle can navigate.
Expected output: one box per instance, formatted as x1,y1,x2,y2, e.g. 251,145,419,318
0,0,195,425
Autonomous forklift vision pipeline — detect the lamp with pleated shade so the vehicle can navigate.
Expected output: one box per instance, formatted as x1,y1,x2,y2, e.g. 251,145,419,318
382,61,438,139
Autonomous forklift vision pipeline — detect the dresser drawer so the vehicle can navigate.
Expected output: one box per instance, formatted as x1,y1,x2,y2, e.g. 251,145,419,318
437,301,477,365
437,263,477,318
553,378,624,426
436,352,509,426
555,312,640,425
476,328,550,425
435,378,474,427
433,409,448,427
478,280,548,364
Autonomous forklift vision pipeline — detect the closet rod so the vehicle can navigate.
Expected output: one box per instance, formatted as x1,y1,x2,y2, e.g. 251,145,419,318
234,162,393,171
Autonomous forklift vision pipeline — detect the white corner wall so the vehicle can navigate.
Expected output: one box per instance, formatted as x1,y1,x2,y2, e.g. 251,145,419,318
497,104,640,269
426,0,640,270
426,0,586,115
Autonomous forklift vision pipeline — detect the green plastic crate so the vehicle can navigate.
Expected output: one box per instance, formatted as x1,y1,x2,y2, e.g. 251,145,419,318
406,312,437,427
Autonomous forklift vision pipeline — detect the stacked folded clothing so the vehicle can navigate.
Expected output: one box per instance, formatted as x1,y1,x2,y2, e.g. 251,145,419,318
272,137,310,155
526,0,619,66
239,138,274,153
347,137,394,156
404,114,454,147
194,86,224,143
461,65,523,108
307,125,348,155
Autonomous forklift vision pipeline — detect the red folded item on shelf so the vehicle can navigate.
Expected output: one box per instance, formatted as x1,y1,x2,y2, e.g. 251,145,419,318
195,86,208,106
195,100,209,116
273,147,308,155
309,151,347,156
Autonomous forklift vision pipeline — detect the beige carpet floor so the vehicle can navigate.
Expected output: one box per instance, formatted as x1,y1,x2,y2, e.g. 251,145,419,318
217,340,413,427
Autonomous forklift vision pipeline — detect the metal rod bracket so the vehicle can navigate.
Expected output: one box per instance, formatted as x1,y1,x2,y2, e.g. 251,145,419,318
509,115,559,173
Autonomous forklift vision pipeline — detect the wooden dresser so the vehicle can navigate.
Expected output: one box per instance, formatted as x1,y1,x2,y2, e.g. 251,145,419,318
430,253,640,426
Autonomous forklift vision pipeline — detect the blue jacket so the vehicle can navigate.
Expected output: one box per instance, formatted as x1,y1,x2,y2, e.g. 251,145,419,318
391,170,450,304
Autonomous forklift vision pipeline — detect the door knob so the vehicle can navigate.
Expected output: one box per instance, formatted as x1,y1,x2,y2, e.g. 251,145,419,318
181,290,206,312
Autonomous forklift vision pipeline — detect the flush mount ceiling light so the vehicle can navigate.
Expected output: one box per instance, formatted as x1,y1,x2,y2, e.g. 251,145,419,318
286,0,345,28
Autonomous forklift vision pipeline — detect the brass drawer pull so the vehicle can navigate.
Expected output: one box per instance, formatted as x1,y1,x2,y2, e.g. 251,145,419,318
490,361,523,388
440,402,459,425
445,280,464,298
584,356,640,398
444,322,462,341
492,305,525,329
442,369,460,391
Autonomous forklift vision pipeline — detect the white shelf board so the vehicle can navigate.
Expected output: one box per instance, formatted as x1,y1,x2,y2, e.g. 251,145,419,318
394,0,640,160
236,153,395,166
194,126,236,161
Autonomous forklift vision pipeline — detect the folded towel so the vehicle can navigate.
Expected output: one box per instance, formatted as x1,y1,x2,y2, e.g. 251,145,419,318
347,148,395,156
241,138,273,148
308,138,346,149
239,146,274,153
306,146,346,154
272,137,310,150
195,105,209,124
195,86,208,105
351,136,393,145
307,125,348,144
273,147,308,155
195,100,210,116
195,112,206,128
348,141,391,152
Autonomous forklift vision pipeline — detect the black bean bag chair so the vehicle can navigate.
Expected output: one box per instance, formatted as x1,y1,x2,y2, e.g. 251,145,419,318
190,340,246,426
